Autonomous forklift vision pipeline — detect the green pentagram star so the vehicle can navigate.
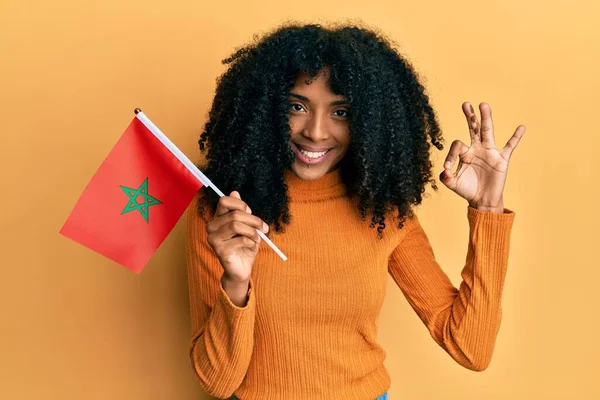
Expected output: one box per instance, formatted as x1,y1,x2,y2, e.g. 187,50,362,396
120,177,162,223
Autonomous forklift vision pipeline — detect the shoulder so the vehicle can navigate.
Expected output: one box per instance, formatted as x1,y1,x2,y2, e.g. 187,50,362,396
385,206,421,234
186,192,213,232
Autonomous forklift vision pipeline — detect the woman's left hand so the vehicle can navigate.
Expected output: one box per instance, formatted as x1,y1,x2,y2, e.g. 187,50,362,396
439,102,526,213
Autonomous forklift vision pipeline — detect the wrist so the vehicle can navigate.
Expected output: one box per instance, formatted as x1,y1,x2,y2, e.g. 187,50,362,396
221,275,251,307
470,203,505,213
221,273,250,286
469,197,504,213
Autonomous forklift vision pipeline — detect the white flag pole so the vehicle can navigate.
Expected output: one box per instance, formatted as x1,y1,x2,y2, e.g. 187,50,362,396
134,109,287,262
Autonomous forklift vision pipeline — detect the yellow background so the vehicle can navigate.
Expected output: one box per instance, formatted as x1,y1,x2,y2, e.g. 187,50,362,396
2,0,599,399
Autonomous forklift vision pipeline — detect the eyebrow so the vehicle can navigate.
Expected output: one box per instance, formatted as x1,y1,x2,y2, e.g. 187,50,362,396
289,93,350,106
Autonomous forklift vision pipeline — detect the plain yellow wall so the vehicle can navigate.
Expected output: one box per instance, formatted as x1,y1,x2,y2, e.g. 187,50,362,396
2,0,599,399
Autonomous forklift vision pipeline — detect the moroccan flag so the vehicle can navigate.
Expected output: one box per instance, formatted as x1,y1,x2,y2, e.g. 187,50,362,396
60,114,203,273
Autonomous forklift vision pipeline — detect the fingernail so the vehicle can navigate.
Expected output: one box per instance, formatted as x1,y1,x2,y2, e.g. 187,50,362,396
263,222,269,233
444,161,451,169
246,206,252,214
469,104,474,113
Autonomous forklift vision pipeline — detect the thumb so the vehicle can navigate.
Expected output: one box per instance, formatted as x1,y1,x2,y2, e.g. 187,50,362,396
439,169,457,191
229,190,252,214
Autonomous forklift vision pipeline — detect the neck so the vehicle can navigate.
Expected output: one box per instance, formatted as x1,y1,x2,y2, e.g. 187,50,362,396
285,167,346,203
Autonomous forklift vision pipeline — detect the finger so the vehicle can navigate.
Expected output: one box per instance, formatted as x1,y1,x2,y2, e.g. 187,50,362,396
479,102,496,147
500,125,526,160
214,220,261,244
215,191,251,217
226,236,261,252
208,210,269,234
212,235,260,258
439,168,459,191
443,139,469,171
462,102,480,143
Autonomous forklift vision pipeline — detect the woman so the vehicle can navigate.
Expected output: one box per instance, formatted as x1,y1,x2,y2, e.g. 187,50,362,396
185,23,525,400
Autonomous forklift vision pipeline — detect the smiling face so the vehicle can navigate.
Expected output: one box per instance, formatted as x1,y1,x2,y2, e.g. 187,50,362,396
288,69,351,181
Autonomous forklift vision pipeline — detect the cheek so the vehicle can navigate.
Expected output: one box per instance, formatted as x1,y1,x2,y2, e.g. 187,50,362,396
288,116,303,136
334,125,351,147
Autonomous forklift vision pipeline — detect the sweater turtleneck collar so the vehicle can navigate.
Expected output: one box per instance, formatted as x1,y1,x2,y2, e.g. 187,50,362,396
284,167,347,202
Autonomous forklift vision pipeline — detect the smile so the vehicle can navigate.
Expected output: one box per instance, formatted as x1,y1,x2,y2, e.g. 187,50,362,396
292,143,332,165
300,149,327,159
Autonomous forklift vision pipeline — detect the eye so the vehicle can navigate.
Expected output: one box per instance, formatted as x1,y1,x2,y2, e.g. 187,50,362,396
333,109,349,118
290,103,306,113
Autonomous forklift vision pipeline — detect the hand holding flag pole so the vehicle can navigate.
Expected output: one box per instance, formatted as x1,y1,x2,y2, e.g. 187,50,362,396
133,109,287,262
60,108,286,274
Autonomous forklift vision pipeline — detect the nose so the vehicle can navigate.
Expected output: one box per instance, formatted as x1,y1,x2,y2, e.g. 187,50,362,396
302,113,329,142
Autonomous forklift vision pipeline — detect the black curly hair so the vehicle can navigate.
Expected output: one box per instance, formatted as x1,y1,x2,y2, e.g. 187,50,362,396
198,22,444,235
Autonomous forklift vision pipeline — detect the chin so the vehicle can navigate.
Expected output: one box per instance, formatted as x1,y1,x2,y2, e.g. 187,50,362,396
291,161,329,181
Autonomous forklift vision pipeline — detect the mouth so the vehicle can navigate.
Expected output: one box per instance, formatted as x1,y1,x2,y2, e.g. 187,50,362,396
291,143,333,165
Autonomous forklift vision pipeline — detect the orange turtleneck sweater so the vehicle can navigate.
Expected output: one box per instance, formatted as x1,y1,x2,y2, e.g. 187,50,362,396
185,168,515,400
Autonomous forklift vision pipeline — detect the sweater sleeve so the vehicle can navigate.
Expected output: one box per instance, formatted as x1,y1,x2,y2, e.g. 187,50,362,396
185,197,256,398
388,206,515,371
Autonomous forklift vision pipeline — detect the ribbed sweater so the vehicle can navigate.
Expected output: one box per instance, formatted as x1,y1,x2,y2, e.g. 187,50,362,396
185,168,515,400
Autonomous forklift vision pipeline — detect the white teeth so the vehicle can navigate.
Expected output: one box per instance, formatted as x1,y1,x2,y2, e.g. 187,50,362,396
299,149,327,159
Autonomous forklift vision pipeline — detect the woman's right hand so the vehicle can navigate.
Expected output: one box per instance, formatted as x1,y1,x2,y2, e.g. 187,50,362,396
206,191,269,285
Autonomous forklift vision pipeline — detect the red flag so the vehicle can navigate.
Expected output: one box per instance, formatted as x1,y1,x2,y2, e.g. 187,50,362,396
60,116,203,273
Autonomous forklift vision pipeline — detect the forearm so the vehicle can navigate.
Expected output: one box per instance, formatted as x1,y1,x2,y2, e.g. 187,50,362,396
189,278,256,398
436,207,515,370
388,208,515,372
